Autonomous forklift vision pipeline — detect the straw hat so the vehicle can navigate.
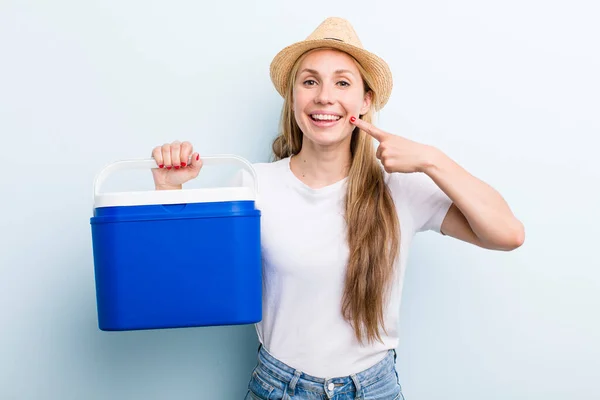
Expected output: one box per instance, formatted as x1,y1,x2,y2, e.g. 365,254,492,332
269,17,393,110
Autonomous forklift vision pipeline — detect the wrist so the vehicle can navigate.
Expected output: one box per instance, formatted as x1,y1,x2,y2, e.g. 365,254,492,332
418,145,444,174
155,184,182,191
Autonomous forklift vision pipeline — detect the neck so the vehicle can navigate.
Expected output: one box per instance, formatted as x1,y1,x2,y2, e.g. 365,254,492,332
290,140,352,189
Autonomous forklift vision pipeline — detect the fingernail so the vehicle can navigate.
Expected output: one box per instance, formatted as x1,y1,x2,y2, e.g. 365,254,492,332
166,166,172,170
159,164,164,169
350,116,356,123
181,162,187,167
196,154,200,161
174,165,180,169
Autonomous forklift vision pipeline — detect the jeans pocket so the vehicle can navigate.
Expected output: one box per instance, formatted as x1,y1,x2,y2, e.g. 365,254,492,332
362,370,402,400
247,370,275,400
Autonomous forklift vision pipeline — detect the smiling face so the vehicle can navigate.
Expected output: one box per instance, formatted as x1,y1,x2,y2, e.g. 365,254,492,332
292,48,372,150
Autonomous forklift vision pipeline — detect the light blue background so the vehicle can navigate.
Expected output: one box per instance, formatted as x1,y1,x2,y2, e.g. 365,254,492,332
1,1,598,399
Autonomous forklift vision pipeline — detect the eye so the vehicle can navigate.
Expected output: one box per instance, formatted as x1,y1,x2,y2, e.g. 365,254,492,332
303,79,317,86
337,80,350,87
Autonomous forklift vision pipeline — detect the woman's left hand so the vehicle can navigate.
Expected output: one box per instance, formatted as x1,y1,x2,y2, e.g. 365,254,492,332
350,116,435,174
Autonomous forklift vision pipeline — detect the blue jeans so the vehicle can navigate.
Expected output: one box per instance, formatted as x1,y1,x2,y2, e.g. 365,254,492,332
244,346,405,399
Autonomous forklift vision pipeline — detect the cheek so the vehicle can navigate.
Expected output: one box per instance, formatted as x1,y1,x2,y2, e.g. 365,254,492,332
293,92,312,125
340,101,363,116
293,90,310,111
341,90,367,113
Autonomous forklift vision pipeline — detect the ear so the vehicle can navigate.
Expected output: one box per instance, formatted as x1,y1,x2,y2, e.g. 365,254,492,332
360,90,373,115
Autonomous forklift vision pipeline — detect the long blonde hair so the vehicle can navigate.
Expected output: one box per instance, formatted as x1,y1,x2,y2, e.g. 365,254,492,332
271,49,400,344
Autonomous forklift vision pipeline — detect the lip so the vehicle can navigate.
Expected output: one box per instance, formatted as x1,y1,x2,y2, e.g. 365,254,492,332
307,111,344,128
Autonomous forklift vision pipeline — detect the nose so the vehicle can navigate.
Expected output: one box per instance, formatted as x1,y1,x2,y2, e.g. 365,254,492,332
314,84,334,105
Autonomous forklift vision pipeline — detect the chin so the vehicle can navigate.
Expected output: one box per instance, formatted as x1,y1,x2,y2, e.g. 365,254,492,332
306,133,350,148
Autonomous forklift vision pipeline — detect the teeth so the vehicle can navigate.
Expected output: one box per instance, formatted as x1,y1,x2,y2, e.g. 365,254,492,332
311,114,341,121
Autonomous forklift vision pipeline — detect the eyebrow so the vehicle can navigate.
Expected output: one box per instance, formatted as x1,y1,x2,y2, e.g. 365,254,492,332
300,68,356,76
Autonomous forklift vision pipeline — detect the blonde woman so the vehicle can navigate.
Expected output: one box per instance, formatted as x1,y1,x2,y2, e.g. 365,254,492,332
151,17,524,400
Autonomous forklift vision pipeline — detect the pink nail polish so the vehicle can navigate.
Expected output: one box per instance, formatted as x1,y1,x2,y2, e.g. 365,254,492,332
159,164,164,169
166,166,172,170
174,165,180,169
196,154,200,161
181,162,187,167
350,116,356,123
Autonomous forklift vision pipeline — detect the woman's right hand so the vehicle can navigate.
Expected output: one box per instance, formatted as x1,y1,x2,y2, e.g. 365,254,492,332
151,141,203,190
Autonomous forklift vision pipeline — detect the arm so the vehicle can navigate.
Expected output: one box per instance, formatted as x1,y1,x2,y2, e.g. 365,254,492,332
349,116,525,252
421,146,525,251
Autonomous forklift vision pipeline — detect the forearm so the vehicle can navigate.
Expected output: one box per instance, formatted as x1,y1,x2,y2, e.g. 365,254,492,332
420,146,524,248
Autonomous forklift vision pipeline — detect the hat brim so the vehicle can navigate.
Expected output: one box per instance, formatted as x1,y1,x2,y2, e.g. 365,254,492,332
269,39,393,111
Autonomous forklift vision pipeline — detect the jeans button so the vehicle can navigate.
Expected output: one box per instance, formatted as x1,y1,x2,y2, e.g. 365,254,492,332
328,382,334,391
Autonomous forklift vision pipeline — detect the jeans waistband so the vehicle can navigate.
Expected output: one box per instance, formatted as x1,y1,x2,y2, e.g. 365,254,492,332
256,345,397,396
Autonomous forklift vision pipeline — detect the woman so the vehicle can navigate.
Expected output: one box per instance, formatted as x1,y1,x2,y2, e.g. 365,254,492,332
150,17,524,400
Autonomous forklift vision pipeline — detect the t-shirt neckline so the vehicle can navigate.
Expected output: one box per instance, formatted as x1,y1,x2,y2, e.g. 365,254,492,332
284,156,348,196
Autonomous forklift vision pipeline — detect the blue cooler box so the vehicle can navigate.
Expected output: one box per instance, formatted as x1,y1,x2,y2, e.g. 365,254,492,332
90,155,261,331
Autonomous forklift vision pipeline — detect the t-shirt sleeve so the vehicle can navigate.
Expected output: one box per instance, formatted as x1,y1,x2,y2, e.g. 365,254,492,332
390,172,453,234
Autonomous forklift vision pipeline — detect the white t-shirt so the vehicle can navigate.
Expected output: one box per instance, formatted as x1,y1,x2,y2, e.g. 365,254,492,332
238,156,452,378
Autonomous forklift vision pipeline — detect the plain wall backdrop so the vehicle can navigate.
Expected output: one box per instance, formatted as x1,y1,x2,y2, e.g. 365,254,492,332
1,1,598,399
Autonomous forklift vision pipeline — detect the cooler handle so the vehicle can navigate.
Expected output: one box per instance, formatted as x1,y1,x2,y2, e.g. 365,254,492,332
93,154,259,198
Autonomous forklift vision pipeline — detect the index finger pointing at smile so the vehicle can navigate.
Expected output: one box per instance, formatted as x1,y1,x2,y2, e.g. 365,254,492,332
350,116,387,141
